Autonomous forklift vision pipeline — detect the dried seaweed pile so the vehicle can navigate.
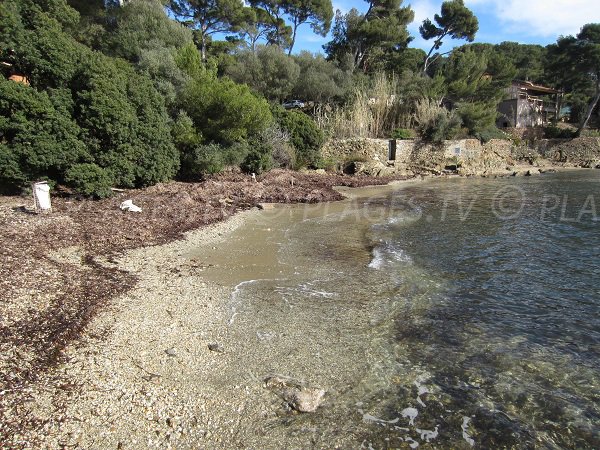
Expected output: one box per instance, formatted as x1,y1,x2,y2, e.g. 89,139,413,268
0,170,398,446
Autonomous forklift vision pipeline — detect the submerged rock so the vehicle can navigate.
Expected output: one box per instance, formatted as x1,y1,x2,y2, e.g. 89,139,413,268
264,375,325,413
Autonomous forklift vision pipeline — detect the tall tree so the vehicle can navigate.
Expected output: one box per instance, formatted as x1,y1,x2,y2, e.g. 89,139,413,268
420,0,478,73
168,0,248,60
440,46,515,135
283,0,333,55
547,24,600,133
324,0,414,72
225,45,300,101
237,6,291,51
247,0,292,49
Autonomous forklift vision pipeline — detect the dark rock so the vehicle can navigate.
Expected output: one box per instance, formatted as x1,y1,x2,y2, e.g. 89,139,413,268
208,342,224,353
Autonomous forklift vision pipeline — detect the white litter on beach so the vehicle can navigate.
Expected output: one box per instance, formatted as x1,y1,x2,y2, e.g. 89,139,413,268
120,199,142,212
401,407,419,426
462,416,475,446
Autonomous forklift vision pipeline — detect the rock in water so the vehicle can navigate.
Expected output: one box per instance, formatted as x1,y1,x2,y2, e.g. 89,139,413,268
264,375,325,413
282,387,325,413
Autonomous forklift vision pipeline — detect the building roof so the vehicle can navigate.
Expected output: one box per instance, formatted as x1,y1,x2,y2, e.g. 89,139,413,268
513,80,562,95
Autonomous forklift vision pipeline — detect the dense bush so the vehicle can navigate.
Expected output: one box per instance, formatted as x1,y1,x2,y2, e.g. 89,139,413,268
473,126,508,143
391,128,414,139
544,126,576,139
0,79,88,191
241,140,274,175
0,0,180,197
275,110,324,168
414,98,462,143
179,67,273,145
64,163,112,198
180,144,227,179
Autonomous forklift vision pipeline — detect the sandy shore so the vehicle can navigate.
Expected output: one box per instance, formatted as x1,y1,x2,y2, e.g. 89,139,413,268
2,167,590,448
18,179,419,449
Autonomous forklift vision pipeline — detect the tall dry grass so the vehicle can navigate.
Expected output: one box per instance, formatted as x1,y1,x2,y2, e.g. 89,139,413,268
316,73,408,139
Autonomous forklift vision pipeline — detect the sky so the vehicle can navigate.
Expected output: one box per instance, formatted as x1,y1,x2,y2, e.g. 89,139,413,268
293,0,600,55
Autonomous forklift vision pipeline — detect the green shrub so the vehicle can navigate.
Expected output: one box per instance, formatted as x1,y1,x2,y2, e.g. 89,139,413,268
474,126,508,143
414,98,462,143
544,126,576,139
0,79,88,190
276,110,324,168
241,141,273,175
65,163,113,198
180,143,227,179
391,128,414,139
178,68,273,145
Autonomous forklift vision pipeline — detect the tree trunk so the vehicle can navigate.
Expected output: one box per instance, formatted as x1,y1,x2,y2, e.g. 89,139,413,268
287,24,298,56
200,33,207,61
576,84,600,137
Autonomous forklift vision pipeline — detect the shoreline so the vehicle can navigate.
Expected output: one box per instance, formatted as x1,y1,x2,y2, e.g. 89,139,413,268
1,167,596,447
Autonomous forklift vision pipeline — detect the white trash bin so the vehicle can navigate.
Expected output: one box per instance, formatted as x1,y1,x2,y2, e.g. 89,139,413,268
32,181,52,213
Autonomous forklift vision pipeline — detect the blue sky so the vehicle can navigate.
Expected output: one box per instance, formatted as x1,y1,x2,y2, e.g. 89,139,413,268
293,0,600,55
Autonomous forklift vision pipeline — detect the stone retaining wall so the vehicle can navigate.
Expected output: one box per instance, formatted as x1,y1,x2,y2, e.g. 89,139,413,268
321,137,600,175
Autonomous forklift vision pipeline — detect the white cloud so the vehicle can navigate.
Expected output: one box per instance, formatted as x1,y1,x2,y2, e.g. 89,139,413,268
408,0,438,31
465,0,600,37
332,1,350,14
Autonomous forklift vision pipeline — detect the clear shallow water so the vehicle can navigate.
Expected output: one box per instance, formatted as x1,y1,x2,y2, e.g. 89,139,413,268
224,171,600,449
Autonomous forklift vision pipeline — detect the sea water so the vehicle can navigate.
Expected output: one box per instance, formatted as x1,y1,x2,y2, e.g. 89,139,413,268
204,171,600,448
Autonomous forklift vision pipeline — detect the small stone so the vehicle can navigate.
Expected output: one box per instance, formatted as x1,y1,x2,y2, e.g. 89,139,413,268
283,387,325,413
165,348,177,357
208,343,224,353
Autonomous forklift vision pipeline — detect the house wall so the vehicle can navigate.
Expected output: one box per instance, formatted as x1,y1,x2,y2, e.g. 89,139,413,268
497,99,518,127
516,98,544,127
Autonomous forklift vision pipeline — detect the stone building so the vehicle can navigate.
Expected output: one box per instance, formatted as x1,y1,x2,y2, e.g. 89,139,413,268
497,80,563,128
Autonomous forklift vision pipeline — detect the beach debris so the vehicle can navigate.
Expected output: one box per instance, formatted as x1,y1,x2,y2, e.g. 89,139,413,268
401,407,418,426
264,375,325,413
251,173,257,182
165,348,177,357
207,342,224,353
120,199,142,212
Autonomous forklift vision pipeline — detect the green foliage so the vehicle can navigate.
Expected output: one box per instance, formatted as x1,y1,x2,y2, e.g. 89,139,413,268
456,101,499,135
226,46,300,101
473,126,507,143
0,0,179,196
179,68,273,145
439,46,515,135
494,41,547,84
292,51,349,103
237,5,292,51
74,54,179,187
64,163,113,198
547,23,600,132
391,128,414,139
276,109,324,167
180,143,227,178
168,0,250,60
413,98,461,143
324,0,414,72
283,0,333,54
0,79,88,189
240,140,273,174
420,0,478,72
544,126,576,139
105,0,193,62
